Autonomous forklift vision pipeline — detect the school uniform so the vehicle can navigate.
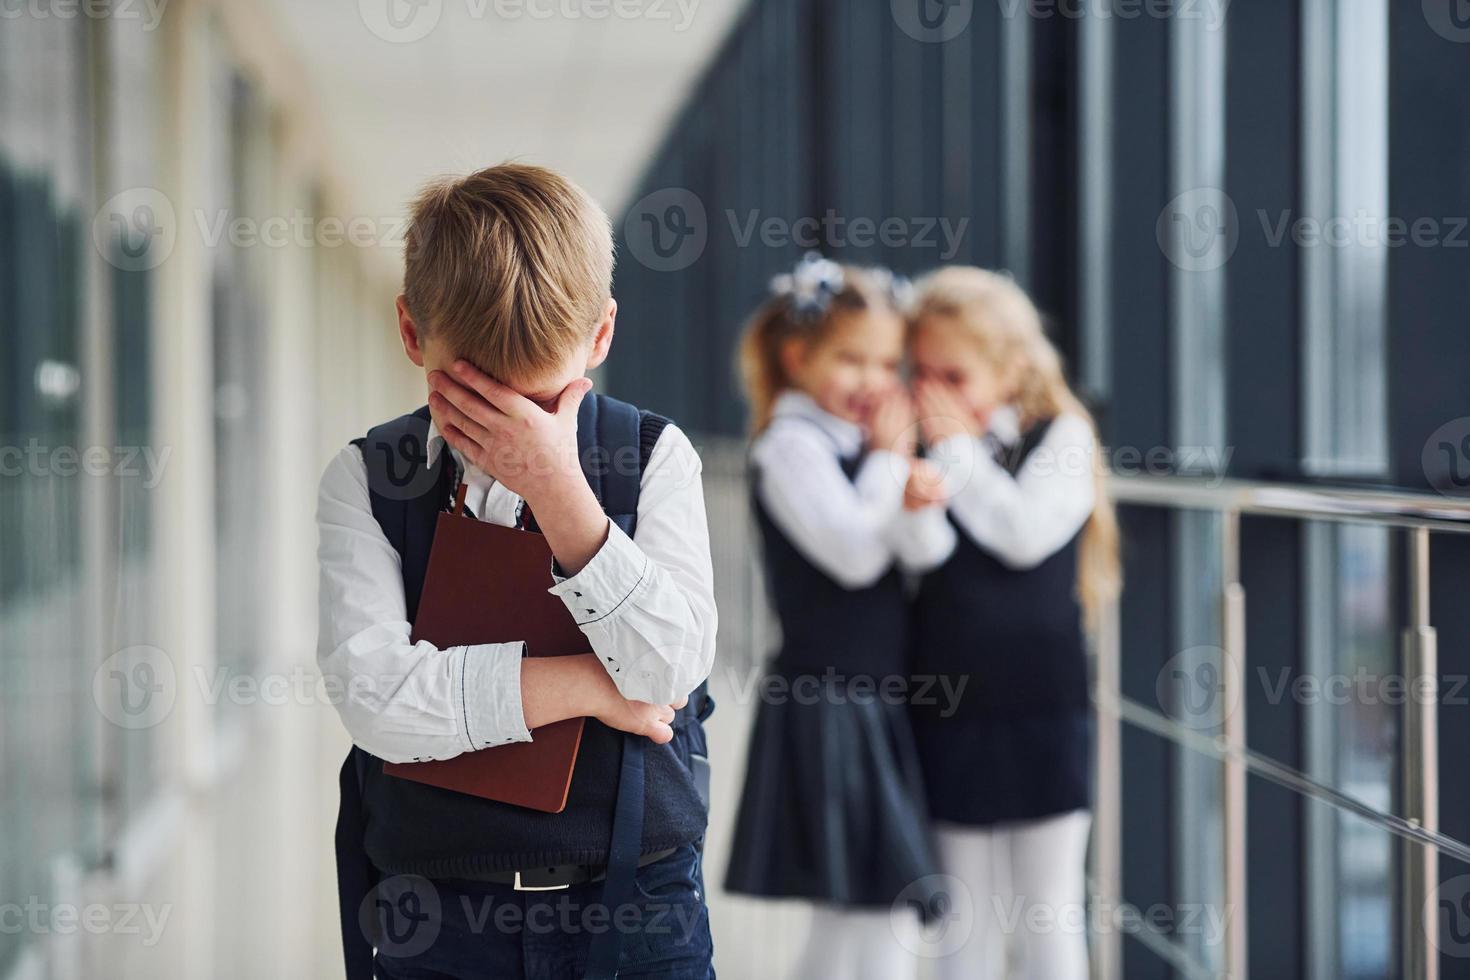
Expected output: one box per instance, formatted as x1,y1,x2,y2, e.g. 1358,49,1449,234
724,391,944,976
317,394,717,980
906,406,1097,980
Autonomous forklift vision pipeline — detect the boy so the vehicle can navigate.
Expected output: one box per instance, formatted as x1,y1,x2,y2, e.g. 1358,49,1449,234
317,164,717,979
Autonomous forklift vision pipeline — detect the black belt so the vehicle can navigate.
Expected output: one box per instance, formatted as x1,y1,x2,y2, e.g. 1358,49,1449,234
477,847,680,892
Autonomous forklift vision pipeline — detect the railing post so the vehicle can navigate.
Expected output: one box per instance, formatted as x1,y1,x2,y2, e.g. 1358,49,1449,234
1092,596,1124,980
1220,509,1248,979
1402,526,1438,980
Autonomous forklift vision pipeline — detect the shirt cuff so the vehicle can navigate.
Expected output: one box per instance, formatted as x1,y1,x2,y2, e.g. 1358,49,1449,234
547,519,650,628
453,641,532,750
894,505,958,570
855,448,910,511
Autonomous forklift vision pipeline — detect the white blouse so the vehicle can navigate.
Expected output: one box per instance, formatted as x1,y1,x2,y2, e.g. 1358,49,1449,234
751,390,953,587
906,407,1098,572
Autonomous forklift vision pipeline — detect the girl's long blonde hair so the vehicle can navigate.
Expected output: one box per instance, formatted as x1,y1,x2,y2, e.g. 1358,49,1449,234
738,259,904,434
911,266,1122,632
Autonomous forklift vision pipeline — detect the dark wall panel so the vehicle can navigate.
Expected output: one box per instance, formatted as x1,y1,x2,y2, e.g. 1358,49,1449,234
1106,12,1173,979
1105,10,1171,454
1225,0,1301,479
1387,1,1470,495
1241,517,1306,979
611,0,1039,435
1030,12,1080,366
965,2,1004,270
1223,5,1308,965
1387,8,1470,979
1117,507,1174,980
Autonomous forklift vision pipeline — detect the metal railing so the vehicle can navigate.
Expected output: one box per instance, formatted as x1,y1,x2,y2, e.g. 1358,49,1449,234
1091,475,1470,980
697,442,1469,979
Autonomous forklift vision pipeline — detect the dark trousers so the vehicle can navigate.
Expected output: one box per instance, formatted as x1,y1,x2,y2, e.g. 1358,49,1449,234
371,844,714,979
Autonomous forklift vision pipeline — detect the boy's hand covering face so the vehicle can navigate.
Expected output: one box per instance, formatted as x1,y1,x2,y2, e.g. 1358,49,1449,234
428,360,593,507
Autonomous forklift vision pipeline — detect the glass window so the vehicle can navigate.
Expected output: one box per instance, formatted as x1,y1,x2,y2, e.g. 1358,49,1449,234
103,5,165,832
1299,1,1393,976
211,71,271,691
1166,9,1231,977
1167,10,1227,472
1078,10,1113,404
1171,510,1227,975
1304,522,1395,979
0,10,97,975
1301,0,1389,477
1000,9,1031,286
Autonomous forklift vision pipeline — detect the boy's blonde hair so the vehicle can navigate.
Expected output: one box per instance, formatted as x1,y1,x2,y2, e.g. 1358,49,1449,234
911,266,1122,632
403,163,614,383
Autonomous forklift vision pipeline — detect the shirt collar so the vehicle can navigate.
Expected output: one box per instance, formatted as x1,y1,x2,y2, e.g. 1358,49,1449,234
424,418,449,468
987,404,1022,444
425,418,504,507
770,389,865,457
425,418,477,483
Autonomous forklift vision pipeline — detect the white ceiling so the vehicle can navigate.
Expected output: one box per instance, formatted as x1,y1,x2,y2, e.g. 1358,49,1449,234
265,0,747,226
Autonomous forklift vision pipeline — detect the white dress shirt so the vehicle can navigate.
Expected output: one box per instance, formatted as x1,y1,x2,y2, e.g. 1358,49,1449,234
905,407,1097,572
751,390,953,587
316,416,717,765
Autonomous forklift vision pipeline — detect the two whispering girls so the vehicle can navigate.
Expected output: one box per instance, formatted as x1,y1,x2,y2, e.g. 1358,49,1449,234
725,255,1121,980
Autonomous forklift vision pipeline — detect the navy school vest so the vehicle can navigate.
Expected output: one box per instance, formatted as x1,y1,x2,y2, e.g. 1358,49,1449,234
334,394,712,976
750,435,909,680
909,418,1088,720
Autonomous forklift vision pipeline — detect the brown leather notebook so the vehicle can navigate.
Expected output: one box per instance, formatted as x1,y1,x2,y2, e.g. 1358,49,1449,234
382,509,587,813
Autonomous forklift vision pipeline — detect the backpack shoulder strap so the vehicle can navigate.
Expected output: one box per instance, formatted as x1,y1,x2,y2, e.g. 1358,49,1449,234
577,393,669,537
639,409,671,473
574,393,671,980
351,405,454,622
353,405,433,483
592,399,711,726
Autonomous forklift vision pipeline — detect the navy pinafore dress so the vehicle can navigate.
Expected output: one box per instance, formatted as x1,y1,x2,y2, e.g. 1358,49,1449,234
909,418,1094,826
724,442,939,907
